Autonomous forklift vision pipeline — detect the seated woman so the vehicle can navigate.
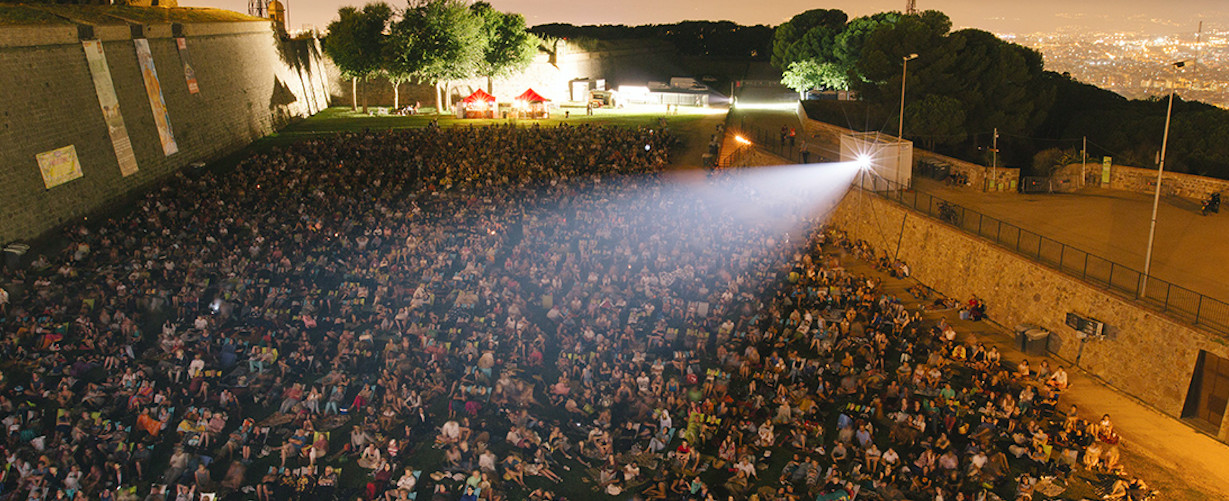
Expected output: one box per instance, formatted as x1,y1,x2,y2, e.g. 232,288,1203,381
502,454,526,487
674,439,700,471
357,442,383,469
642,481,669,500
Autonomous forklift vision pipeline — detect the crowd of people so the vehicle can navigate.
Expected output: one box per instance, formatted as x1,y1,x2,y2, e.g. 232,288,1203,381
0,120,1154,501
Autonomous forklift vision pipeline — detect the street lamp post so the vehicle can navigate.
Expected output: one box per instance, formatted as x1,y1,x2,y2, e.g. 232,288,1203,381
1141,60,1188,298
897,53,918,191
898,53,918,139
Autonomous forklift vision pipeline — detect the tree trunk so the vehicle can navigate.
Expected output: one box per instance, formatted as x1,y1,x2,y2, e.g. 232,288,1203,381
487,75,493,95
351,77,357,111
444,81,452,110
393,81,400,110
437,83,444,114
361,78,368,114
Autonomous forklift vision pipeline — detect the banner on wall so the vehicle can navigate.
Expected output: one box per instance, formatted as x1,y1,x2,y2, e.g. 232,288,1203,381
134,38,178,156
1101,156,1112,187
82,40,139,177
175,37,199,94
36,145,84,189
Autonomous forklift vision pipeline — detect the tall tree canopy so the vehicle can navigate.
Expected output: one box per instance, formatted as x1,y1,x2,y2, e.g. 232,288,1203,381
781,7,1229,177
770,8,848,70
471,2,538,93
387,0,483,111
323,2,392,111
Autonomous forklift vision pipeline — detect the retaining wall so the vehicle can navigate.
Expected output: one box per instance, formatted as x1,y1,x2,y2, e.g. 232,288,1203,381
829,190,1229,439
0,20,329,244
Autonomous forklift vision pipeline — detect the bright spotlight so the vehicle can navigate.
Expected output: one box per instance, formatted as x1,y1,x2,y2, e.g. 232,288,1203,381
734,135,751,146
856,153,872,168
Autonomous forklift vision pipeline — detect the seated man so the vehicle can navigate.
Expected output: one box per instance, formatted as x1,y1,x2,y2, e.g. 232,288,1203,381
1047,366,1069,391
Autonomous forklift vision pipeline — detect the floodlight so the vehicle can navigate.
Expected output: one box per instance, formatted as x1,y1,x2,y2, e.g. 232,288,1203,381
734,135,751,146
856,153,872,168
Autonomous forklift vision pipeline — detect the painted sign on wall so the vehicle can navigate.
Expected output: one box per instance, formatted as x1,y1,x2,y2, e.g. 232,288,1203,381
82,40,139,177
36,145,83,189
134,38,178,156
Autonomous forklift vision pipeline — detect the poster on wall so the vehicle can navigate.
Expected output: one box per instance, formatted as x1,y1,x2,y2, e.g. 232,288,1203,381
36,145,84,189
134,38,178,156
175,37,199,94
82,40,140,177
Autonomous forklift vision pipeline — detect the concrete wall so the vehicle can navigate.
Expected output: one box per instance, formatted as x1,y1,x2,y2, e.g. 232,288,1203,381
828,190,1229,435
329,39,682,108
0,20,329,244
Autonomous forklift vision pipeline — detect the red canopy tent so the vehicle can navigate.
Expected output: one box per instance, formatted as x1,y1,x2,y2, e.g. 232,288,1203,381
515,88,547,102
462,88,496,104
461,89,496,118
514,88,550,118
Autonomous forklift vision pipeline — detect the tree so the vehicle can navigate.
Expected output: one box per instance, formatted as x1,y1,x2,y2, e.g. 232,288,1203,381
770,8,848,70
852,14,1052,163
904,95,966,150
781,60,848,96
1031,148,1079,177
471,2,538,94
323,2,392,112
387,0,482,113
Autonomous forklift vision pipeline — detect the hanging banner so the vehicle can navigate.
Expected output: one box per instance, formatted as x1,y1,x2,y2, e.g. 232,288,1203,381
1101,156,1112,187
36,145,84,189
82,40,139,177
175,37,199,94
134,38,178,156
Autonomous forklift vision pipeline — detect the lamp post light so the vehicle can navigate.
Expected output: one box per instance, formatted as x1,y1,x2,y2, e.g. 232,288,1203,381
1141,60,1189,298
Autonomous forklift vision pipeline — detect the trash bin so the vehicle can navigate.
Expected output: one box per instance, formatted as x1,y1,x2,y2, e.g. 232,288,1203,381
4,243,29,269
1018,327,1050,355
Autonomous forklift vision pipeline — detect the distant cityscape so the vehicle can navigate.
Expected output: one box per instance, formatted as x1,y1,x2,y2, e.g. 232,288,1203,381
1006,28,1229,108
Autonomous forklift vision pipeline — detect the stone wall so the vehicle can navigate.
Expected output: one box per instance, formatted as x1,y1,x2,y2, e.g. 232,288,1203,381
1053,161,1229,200
0,20,329,244
915,150,1020,192
828,190,1229,435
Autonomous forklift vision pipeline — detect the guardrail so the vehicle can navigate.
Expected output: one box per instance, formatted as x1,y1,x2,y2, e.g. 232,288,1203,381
868,185,1229,335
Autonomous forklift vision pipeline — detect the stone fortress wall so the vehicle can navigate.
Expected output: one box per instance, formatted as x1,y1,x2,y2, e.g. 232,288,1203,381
828,190,1229,441
0,18,329,245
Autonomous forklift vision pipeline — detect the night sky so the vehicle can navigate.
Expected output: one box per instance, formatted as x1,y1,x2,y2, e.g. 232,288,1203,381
190,0,1227,37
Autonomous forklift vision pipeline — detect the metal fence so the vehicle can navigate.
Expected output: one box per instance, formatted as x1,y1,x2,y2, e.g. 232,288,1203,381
740,123,802,163
868,185,1229,335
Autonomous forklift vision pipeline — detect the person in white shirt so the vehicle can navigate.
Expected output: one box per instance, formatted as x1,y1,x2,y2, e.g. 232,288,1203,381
1048,366,1070,390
